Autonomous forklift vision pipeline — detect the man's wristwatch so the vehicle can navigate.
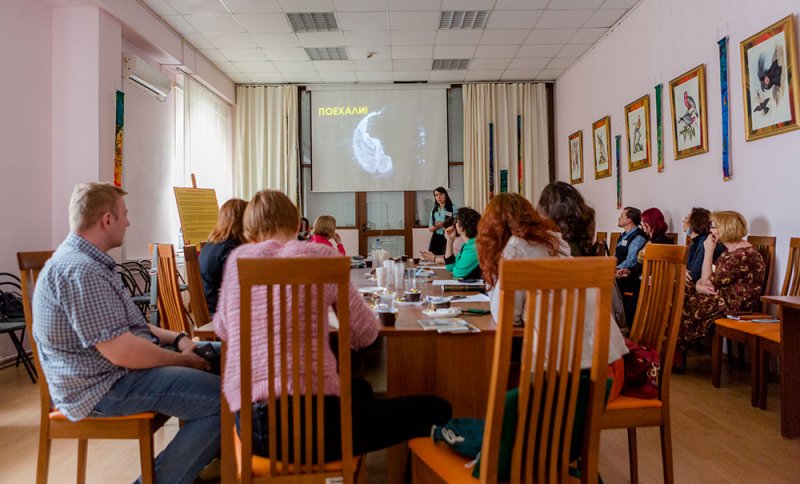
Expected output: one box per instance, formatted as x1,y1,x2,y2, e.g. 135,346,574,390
173,331,188,348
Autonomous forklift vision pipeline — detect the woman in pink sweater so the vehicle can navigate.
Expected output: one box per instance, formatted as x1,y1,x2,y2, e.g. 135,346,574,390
213,189,451,461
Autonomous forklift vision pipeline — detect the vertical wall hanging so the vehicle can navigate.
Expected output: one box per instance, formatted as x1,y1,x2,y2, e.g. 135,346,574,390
114,90,124,188
500,170,508,192
719,36,732,180
488,122,495,199
655,83,664,172
516,114,523,193
615,134,622,209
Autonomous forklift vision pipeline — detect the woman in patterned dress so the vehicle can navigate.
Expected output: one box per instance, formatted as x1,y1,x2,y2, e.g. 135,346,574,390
676,211,765,367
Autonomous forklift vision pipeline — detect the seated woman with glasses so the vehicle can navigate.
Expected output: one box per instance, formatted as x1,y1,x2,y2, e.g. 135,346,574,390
308,215,346,255
213,190,451,461
677,210,765,369
681,207,724,284
421,207,482,280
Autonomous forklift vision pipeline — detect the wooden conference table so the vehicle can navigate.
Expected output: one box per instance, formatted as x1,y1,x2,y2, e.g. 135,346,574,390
761,295,800,439
196,263,498,418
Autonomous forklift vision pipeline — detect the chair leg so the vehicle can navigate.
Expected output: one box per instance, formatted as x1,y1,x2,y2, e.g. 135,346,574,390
36,431,51,484
77,439,88,484
139,423,156,484
8,330,37,383
660,414,675,484
711,330,722,388
627,428,639,484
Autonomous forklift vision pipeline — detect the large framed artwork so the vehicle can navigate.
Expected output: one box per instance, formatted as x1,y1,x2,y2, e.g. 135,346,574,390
568,130,583,184
740,15,800,141
624,95,651,171
592,116,612,179
669,64,709,159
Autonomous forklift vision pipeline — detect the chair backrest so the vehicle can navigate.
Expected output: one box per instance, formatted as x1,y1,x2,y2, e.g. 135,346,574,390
664,232,678,245
0,272,22,294
234,257,354,482
16,251,55,414
480,257,615,484
154,244,192,335
780,237,800,297
183,245,211,327
748,235,776,311
609,232,622,253
630,244,687,400
595,232,607,244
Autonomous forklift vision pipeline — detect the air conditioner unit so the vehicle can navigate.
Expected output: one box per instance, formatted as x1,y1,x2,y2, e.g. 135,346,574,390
123,54,171,102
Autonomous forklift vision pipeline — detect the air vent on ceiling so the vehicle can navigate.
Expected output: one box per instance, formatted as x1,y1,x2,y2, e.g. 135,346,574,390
305,47,349,61
439,10,489,29
432,59,470,70
287,12,338,32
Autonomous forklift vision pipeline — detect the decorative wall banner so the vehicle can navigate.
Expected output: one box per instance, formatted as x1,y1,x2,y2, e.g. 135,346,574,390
568,130,584,184
615,134,622,209
719,36,732,180
114,90,124,188
740,15,800,141
500,169,508,192
655,83,664,172
488,122,495,199
516,114,523,193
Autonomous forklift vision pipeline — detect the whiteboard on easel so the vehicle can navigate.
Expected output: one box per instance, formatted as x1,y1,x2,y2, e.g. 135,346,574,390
173,187,218,246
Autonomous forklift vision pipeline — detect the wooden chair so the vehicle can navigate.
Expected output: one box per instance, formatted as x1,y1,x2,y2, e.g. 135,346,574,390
754,238,800,409
601,244,687,484
410,257,615,483
183,244,211,327
222,256,363,483
17,251,169,484
609,232,622,254
154,243,193,336
664,232,678,245
0,271,37,382
712,235,782,406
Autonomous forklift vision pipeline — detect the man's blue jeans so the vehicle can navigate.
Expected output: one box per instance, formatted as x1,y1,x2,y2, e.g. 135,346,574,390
92,366,220,484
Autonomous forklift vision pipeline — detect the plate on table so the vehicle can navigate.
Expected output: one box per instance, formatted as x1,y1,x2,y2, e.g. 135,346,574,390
422,308,462,318
358,286,386,295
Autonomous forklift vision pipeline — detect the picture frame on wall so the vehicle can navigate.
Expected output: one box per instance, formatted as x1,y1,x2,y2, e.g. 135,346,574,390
669,64,709,159
592,116,612,179
624,95,652,171
740,14,800,141
568,130,583,184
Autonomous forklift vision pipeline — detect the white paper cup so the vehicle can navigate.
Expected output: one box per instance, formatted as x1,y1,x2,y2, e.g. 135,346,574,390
376,267,387,287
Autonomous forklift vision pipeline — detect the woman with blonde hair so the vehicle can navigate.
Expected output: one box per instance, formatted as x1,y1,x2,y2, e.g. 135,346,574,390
199,198,247,314
213,190,451,461
677,210,765,368
309,215,346,255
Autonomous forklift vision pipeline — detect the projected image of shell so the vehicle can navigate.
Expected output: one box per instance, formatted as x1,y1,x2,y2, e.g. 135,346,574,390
353,109,393,176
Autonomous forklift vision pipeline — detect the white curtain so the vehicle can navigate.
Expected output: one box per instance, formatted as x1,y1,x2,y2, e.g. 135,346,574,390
184,78,233,202
235,85,298,201
463,83,549,213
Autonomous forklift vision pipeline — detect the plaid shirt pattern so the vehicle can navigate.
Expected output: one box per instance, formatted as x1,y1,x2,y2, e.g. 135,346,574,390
32,233,156,421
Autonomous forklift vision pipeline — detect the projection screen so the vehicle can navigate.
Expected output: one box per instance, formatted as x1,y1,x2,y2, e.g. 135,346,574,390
310,87,449,192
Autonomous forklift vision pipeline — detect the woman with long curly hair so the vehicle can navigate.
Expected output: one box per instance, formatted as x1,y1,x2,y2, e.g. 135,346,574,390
477,193,628,398
536,181,596,256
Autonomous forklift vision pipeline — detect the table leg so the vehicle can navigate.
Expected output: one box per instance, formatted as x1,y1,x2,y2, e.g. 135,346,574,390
780,307,800,438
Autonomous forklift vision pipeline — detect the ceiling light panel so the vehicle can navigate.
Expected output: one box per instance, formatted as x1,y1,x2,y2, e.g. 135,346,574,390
287,12,339,32
439,10,489,29
305,47,349,60
432,58,470,70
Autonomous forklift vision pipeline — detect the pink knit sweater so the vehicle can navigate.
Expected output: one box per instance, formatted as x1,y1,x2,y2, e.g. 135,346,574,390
213,240,379,412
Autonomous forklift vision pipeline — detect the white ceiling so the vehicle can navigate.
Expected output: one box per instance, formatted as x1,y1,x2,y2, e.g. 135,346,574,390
139,0,640,84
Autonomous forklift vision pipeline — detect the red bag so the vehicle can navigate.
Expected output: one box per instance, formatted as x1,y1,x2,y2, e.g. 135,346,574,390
621,337,660,399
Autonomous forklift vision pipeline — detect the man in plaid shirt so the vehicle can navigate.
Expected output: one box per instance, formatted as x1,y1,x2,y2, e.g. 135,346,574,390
33,182,220,484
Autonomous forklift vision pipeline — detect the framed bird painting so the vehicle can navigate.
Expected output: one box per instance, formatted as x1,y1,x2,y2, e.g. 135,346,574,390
669,64,709,159
592,116,612,179
740,15,800,141
624,95,652,171
568,130,584,184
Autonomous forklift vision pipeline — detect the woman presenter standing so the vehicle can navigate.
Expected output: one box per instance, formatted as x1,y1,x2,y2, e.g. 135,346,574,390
427,186,455,256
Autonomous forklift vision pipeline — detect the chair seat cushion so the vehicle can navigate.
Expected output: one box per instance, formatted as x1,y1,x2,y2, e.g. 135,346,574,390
605,395,663,411
49,410,158,421
409,437,477,483
715,319,779,335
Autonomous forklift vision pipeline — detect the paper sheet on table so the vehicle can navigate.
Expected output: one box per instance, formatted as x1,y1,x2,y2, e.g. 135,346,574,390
450,294,490,303
433,279,484,287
